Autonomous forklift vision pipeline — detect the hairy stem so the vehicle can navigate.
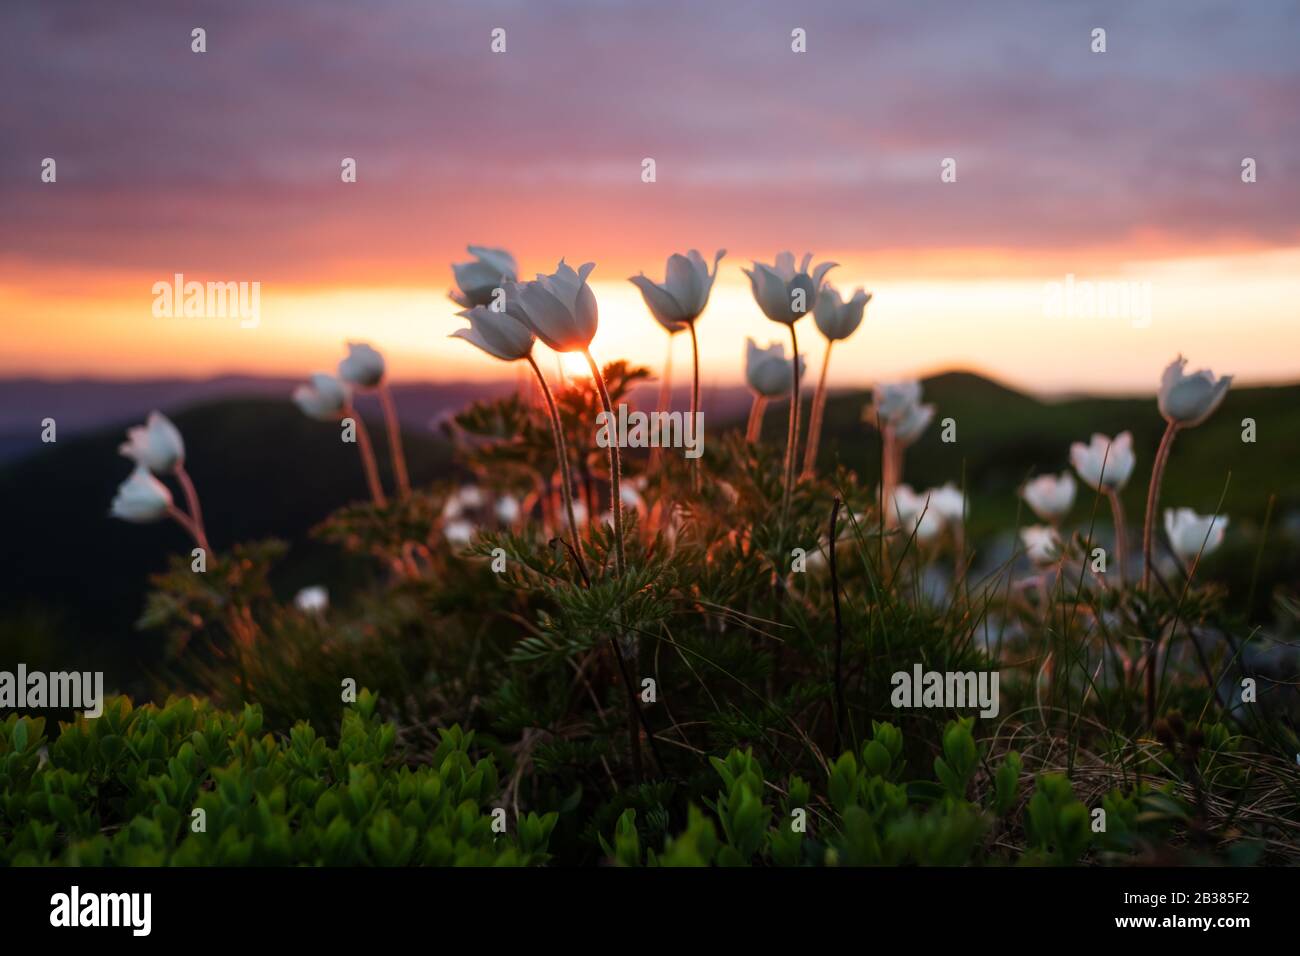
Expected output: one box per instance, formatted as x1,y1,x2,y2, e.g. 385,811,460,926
1142,421,1177,592
1107,487,1129,586
829,496,846,753
687,320,702,493
584,351,626,578
166,504,208,554
782,322,801,520
801,339,833,479
350,410,387,507
583,349,640,782
527,354,589,584
174,464,210,554
1142,420,1177,723
378,383,411,498
650,333,674,472
745,395,768,443
881,425,897,525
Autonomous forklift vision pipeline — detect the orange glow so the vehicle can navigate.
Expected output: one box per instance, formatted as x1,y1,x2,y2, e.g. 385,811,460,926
4,245,1300,394
560,353,593,379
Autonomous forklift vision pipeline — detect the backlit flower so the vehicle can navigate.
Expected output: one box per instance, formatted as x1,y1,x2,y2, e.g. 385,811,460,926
338,341,386,388
509,261,600,352
293,373,351,421
119,411,185,474
813,285,871,341
1070,432,1135,492
1158,356,1231,428
745,339,804,398
110,466,173,523
1164,508,1228,562
630,249,725,332
451,245,518,309
1021,525,1061,565
1022,472,1076,522
451,305,536,362
744,252,837,325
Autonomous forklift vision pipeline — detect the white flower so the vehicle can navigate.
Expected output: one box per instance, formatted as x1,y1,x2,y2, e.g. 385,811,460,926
620,484,645,511
119,411,185,474
110,466,173,523
744,252,838,326
890,484,945,542
451,245,518,309
571,499,589,526
1070,432,1136,492
293,373,351,421
629,249,725,332
1022,472,1076,522
457,485,484,509
892,402,936,445
872,380,923,425
1021,525,1061,565
1164,508,1228,562
1158,355,1231,428
813,285,871,341
495,494,522,523
451,305,536,362
745,338,805,398
925,483,967,524
338,341,386,388
444,519,475,547
508,260,600,353
294,586,329,614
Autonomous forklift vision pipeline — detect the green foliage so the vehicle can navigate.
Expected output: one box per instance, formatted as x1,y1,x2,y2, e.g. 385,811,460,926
1023,774,1091,865
603,726,1023,867
0,694,555,866
933,718,978,799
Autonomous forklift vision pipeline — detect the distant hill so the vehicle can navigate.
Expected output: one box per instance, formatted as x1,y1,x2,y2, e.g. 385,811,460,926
812,370,1300,534
0,376,518,465
0,375,757,465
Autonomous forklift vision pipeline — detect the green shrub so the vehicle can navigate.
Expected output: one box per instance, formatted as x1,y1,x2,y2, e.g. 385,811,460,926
605,722,1029,867
0,693,555,866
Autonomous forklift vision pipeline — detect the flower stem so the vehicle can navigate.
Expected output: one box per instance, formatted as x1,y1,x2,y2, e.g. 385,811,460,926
828,496,846,753
881,424,897,525
527,353,589,584
350,409,387,506
782,322,801,520
687,320,702,494
650,333,674,472
583,348,640,783
745,396,768,443
174,465,210,553
1141,422,1177,592
801,339,833,479
1141,420,1177,724
584,350,626,578
166,504,207,553
378,383,411,498
1107,488,1129,586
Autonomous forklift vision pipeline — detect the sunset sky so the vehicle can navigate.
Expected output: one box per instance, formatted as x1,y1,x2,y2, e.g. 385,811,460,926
3,0,1299,394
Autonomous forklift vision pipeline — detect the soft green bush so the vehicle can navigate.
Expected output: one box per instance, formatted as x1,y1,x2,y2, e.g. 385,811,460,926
605,722,1020,866
0,693,555,866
